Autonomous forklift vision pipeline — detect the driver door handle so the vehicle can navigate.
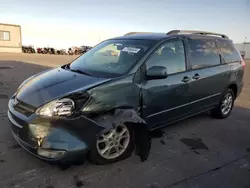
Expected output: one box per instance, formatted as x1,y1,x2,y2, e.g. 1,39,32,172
182,76,191,83
192,73,200,80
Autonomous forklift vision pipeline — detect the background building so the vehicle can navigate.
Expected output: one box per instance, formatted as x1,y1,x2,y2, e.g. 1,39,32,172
0,23,22,53
235,43,250,59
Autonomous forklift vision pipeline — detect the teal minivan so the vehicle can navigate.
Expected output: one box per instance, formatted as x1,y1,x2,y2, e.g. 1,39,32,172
8,30,245,165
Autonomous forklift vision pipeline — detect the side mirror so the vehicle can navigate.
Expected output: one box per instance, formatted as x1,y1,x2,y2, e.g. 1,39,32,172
146,66,168,79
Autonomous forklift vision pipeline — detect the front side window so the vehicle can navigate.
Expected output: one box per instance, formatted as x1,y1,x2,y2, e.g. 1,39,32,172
0,31,10,41
216,39,241,63
146,40,186,74
188,39,221,69
69,39,153,77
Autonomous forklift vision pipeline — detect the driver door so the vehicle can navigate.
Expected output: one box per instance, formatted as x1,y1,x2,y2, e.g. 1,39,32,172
141,39,192,129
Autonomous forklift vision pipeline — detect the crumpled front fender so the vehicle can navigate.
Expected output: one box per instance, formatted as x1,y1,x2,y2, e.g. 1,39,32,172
91,109,151,161
92,109,146,129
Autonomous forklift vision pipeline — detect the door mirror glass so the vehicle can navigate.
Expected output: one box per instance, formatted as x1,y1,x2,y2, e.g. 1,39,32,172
146,66,168,79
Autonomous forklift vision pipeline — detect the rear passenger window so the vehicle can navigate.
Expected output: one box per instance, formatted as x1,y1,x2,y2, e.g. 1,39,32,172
216,40,241,63
188,39,221,69
146,40,186,74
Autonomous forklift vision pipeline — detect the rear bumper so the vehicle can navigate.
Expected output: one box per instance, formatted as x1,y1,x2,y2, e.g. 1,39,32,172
237,81,244,98
8,97,104,163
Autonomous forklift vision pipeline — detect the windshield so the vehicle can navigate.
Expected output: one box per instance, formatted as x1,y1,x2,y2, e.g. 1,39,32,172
69,39,154,77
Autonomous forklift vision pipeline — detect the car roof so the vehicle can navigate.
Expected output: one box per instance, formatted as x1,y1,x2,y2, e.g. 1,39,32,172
110,32,231,42
111,33,173,41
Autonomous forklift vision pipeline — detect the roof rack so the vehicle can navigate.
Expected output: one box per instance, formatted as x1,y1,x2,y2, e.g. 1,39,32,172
124,32,153,36
167,30,229,39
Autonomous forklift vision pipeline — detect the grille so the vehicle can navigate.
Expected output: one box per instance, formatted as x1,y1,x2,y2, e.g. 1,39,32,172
9,110,27,127
14,99,36,117
9,111,38,147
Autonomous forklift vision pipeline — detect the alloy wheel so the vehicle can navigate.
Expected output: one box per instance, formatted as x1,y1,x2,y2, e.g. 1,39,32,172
221,92,233,115
96,124,130,160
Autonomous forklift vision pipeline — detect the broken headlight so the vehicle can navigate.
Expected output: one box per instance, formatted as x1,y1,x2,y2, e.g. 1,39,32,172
36,98,75,117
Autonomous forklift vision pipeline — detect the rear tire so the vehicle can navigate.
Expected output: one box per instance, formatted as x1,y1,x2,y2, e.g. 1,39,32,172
89,124,135,165
210,88,235,119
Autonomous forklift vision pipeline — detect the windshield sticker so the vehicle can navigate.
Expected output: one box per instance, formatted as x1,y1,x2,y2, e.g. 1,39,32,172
122,47,141,53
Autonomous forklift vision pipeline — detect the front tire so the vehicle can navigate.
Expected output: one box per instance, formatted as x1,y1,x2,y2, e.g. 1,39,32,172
89,124,135,165
210,88,235,119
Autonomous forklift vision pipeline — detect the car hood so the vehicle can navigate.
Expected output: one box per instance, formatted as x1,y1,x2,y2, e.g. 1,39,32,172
16,68,111,108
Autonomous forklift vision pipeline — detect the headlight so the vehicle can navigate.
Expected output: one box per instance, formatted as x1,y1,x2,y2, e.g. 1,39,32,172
36,98,75,117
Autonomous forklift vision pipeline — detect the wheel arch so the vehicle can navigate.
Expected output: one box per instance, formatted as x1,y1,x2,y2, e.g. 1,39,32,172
227,83,238,99
91,108,147,130
90,108,151,162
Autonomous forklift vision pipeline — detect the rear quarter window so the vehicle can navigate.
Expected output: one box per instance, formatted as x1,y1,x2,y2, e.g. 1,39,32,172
216,39,241,63
188,39,221,69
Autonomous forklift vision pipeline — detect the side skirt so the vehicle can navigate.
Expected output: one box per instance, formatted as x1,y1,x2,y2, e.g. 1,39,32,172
150,107,215,131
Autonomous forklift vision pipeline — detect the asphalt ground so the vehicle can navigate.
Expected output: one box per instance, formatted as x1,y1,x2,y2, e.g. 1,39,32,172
0,53,250,188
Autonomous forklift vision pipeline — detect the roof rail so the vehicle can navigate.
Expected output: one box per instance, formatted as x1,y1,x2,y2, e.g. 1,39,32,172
167,30,229,39
124,32,153,36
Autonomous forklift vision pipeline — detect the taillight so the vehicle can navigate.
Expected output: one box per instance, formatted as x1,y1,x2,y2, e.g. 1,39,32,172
241,59,246,68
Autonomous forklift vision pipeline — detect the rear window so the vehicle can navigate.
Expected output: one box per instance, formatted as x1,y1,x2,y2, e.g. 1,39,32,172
216,40,241,63
188,39,221,69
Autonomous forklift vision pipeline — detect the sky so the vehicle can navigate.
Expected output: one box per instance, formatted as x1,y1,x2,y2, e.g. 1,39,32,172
0,0,250,49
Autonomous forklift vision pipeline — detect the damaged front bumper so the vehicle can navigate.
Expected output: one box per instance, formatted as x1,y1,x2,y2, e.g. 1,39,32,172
8,97,104,163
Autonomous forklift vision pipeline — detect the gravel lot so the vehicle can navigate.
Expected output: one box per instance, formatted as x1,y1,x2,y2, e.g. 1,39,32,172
0,53,250,188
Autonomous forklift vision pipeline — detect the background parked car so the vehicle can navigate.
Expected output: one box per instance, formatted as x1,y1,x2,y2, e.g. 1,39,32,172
68,47,81,55
22,45,36,53
80,46,92,54
68,47,73,55
240,51,246,59
56,49,67,55
36,47,44,54
42,47,56,54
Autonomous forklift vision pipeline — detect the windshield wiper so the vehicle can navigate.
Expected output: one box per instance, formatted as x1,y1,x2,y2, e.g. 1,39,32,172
70,68,92,76
64,64,91,76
